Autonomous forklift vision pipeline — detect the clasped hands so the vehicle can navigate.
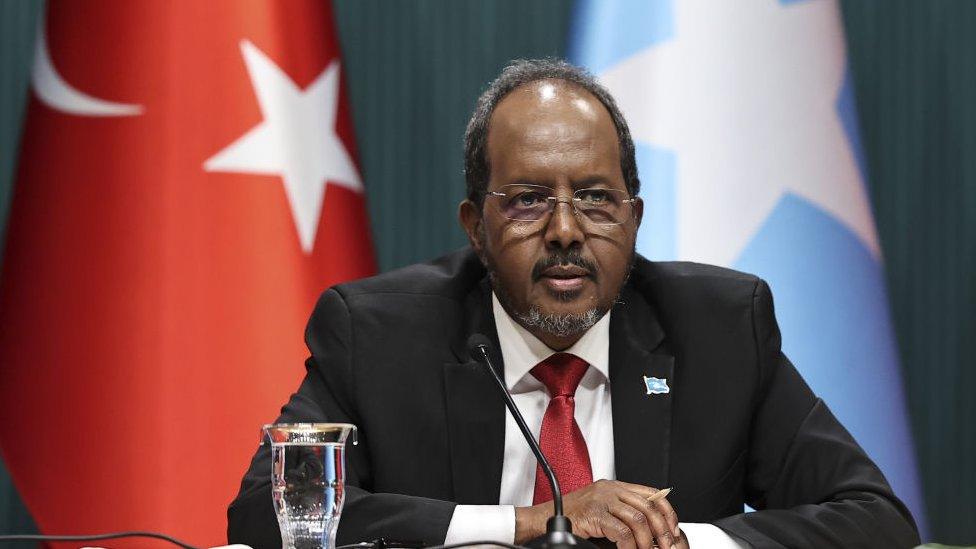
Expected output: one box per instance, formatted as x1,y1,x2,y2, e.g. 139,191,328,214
515,480,687,549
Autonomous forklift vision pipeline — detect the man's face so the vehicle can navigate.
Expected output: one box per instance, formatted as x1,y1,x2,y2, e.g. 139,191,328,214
460,80,642,348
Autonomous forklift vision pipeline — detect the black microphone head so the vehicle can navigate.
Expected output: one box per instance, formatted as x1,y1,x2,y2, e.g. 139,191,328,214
466,333,493,362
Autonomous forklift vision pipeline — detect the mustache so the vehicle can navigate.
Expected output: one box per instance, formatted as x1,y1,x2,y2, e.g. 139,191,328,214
531,250,598,281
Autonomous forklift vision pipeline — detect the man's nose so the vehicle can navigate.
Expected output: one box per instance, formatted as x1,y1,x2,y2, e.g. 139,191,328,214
544,199,585,249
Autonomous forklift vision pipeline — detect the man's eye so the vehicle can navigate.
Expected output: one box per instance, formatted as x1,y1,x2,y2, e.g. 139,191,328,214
579,189,610,204
514,192,545,207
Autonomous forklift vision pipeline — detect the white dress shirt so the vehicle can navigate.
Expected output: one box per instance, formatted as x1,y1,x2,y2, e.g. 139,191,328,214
443,295,745,548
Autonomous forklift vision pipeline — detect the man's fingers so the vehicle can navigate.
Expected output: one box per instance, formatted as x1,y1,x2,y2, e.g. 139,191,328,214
607,501,657,549
560,481,683,549
615,480,660,498
616,482,680,539
618,491,674,549
647,491,680,539
597,513,639,549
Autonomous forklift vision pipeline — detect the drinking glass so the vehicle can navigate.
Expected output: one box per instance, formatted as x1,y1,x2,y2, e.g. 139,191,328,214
263,423,358,549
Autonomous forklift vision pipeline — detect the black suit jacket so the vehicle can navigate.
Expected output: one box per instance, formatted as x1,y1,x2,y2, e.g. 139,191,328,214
228,248,919,549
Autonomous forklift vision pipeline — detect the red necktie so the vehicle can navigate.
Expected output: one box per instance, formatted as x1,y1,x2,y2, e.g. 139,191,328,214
531,352,594,504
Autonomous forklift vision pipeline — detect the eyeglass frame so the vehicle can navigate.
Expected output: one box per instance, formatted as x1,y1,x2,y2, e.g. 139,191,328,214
482,183,640,226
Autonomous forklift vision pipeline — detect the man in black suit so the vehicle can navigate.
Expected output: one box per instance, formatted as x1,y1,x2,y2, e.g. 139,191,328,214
228,59,919,549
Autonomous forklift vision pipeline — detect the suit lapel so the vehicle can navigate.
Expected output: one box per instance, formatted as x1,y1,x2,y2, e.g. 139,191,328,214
610,285,675,490
443,279,506,504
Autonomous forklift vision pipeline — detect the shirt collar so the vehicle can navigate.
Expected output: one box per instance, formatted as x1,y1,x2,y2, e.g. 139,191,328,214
491,293,610,391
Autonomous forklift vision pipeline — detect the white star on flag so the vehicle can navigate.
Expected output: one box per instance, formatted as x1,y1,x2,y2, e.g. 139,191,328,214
599,0,880,267
204,40,362,254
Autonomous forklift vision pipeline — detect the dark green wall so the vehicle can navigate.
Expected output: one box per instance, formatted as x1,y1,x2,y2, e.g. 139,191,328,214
1,0,973,544
0,0,39,254
0,0,41,541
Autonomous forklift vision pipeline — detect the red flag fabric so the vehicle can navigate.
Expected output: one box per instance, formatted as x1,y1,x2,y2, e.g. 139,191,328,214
0,1,374,546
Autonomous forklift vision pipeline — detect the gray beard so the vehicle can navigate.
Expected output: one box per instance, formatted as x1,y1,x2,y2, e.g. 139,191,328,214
475,222,630,339
487,262,607,338
514,305,602,338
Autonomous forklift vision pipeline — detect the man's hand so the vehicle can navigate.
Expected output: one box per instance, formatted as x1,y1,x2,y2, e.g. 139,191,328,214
515,480,687,549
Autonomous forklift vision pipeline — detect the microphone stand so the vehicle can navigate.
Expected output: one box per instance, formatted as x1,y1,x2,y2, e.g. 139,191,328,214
468,335,597,549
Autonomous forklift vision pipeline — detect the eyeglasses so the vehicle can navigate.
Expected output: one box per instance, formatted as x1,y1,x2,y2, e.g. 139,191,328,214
485,184,637,226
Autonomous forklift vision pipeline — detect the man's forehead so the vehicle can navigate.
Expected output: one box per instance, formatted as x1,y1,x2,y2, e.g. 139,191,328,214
493,79,605,125
486,79,621,175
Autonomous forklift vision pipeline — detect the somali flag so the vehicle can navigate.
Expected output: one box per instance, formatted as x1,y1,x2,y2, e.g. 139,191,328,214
570,0,927,535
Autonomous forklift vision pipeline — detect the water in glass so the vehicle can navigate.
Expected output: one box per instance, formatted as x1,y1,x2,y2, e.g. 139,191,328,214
264,423,356,549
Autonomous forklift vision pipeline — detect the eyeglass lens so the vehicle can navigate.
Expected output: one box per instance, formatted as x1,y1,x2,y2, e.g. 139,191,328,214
490,184,631,225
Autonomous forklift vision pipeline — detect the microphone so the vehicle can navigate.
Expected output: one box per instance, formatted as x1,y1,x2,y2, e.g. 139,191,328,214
467,334,596,549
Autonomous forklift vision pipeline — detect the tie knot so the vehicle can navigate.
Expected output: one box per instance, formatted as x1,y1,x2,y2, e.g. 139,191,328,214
530,353,589,397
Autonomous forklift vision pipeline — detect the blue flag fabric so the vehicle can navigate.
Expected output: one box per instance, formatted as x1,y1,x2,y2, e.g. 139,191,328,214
570,0,927,536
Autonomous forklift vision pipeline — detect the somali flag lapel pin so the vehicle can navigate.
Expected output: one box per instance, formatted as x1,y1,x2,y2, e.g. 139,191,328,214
643,375,670,395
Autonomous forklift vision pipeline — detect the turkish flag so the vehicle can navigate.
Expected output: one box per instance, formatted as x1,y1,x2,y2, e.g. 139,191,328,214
0,1,374,547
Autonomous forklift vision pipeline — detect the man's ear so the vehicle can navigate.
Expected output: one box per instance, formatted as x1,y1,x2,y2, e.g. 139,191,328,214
458,199,484,254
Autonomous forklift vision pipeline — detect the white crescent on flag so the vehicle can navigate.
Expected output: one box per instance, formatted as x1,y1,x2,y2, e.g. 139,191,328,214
31,16,143,116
